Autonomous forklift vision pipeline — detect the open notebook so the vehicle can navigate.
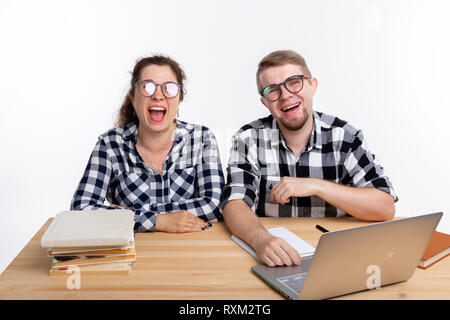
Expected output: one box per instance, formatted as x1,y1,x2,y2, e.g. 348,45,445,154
231,227,315,263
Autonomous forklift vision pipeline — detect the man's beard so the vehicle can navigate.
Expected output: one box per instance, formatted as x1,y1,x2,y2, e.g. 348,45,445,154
279,109,309,131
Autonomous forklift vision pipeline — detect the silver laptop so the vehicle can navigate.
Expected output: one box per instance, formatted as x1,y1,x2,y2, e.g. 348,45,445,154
252,212,443,300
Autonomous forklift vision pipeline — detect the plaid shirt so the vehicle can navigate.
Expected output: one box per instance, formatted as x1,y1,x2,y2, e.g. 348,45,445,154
221,110,398,217
71,120,224,232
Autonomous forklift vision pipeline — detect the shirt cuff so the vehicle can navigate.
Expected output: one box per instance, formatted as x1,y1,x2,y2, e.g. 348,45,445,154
133,203,158,232
220,186,257,212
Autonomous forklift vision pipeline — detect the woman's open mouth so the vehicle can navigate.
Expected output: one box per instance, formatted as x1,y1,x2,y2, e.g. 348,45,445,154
148,105,167,122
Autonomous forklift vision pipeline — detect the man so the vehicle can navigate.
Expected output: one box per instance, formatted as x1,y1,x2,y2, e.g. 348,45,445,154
221,50,397,267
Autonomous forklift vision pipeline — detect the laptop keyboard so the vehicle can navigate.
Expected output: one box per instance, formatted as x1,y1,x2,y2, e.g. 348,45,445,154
277,272,307,295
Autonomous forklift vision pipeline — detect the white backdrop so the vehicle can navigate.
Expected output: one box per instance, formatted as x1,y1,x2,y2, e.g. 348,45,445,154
1,0,449,274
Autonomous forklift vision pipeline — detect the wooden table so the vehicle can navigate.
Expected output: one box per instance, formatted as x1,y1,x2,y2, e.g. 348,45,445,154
0,217,449,300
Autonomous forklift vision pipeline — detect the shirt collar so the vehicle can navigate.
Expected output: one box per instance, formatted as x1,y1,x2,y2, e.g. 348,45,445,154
122,120,194,144
169,120,194,158
310,110,323,150
172,120,194,146
122,122,138,141
270,110,323,151
270,117,288,149
122,120,194,168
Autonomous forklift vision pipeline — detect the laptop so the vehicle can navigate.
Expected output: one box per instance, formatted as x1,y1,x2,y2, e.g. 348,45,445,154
252,212,443,300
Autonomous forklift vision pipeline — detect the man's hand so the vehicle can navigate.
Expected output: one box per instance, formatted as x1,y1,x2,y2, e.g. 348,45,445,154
270,177,317,204
253,230,302,267
270,177,395,221
155,210,210,233
223,200,302,267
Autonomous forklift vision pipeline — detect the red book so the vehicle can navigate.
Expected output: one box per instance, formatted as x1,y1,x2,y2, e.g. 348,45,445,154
417,231,450,269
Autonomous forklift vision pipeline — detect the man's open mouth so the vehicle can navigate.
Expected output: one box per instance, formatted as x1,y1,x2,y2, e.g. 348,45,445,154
148,105,167,122
281,102,300,113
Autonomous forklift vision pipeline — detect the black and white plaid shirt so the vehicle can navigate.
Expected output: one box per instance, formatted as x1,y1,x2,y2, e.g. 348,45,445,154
71,120,224,232
221,110,398,217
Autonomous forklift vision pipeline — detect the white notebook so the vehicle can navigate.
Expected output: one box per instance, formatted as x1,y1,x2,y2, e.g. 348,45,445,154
41,209,135,248
231,227,315,263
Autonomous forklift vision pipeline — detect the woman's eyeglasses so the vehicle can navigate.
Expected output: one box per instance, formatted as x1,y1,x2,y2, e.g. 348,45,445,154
136,80,180,99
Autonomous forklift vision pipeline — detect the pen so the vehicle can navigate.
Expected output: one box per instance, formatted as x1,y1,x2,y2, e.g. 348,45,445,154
315,224,329,233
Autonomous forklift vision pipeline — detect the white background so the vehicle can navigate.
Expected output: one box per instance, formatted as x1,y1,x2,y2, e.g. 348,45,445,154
1,0,449,274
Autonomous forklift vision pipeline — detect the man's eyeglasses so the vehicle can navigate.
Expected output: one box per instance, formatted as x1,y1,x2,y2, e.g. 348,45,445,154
260,75,309,102
135,80,180,99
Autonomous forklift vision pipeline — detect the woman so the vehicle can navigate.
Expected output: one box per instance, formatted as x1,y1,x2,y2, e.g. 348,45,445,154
71,55,224,233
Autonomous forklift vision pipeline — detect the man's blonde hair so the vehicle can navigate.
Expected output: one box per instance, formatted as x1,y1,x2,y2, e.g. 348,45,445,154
256,50,312,92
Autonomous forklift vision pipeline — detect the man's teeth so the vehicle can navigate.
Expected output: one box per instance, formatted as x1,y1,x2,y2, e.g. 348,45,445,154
282,103,300,112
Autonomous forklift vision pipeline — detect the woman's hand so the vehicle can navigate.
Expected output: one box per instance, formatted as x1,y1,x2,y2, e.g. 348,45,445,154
155,210,211,233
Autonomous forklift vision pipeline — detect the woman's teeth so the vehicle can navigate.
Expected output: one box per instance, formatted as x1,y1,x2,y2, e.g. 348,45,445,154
149,107,165,111
148,106,166,122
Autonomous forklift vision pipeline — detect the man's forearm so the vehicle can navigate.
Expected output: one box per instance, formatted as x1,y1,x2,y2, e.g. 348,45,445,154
223,199,302,266
222,200,269,249
312,178,395,221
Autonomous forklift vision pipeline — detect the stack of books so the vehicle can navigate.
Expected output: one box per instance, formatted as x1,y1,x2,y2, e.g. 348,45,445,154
41,209,136,276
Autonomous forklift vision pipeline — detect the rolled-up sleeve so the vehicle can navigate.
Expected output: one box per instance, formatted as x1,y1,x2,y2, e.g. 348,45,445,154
220,133,261,211
70,139,115,211
342,129,398,201
133,203,158,232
